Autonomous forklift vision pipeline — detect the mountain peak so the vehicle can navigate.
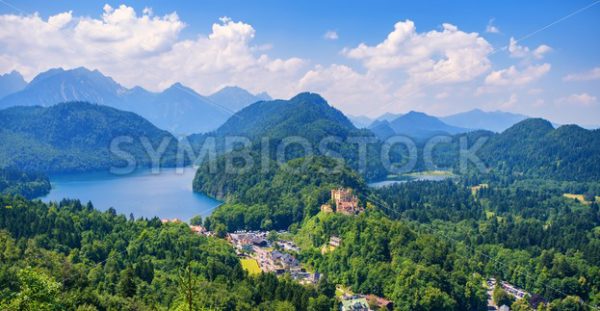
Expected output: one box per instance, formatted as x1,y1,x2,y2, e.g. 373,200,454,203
214,92,355,139
508,118,554,132
165,82,188,90
219,86,244,92
0,70,24,79
377,110,469,140
0,70,27,98
403,110,430,118
290,92,327,104
1,67,125,108
208,85,273,112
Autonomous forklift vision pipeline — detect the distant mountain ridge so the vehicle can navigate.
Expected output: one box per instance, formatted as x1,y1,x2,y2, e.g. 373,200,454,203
0,67,270,134
208,86,271,112
441,108,528,132
370,111,470,140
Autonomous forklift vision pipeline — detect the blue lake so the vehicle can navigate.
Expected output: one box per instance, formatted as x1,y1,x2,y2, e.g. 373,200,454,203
368,173,455,188
40,167,221,221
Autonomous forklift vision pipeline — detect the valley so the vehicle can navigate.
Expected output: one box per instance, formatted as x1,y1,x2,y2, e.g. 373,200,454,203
0,86,599,310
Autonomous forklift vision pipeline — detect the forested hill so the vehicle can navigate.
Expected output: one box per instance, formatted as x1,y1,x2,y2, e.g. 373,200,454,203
196,156,368,230
191,92,391,181
0,102,180,173
479,118,600,181
212,92,356,140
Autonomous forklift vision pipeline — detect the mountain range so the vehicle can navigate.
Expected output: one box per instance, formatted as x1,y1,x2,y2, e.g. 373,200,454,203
351,109,529,135
195,93,600,182
440,109,528,132
0,67,270,134
369,111,470,140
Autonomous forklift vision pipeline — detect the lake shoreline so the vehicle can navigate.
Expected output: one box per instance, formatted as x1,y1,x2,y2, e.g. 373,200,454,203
40,167,222,222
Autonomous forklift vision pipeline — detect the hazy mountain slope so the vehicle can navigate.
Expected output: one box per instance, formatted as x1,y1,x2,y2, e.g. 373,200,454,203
368,119,396,139
347,115,373,128
129,83,231,135
376,112,403,122
384,111,470,140
441,109,528,132
0,67,124,108
0,71,27,99
208,86,271,112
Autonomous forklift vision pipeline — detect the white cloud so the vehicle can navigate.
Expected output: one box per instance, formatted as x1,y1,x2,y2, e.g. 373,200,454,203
508,37,551,59
563,67,600,81
486,18,500,34
1,7,586,122
47,11,72,28
343,20,493,85
323,30,338,40
499,93,518,109
528,88,543,95
556,93,597,106
533,99,545,107
484,63,551,86
297,64,393,113
435,91,449,99
0,6,307,97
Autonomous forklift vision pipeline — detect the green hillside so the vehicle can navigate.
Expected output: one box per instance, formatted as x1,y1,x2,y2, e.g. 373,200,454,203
0,102,180,173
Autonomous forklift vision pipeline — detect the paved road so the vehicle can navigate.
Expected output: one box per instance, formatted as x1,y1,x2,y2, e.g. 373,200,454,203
487,280,498,311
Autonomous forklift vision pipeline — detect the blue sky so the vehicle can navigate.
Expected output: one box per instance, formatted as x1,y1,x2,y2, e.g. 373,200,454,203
0,1,599,125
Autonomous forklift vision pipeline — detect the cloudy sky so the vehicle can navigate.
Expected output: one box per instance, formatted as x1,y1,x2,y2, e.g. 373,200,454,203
0,1,599,125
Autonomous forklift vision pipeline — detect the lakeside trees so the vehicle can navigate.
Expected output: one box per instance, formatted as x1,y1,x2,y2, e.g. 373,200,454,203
0,168,50,198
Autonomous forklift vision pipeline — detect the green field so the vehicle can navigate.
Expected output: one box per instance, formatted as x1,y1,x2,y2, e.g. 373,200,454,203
240,258,261,275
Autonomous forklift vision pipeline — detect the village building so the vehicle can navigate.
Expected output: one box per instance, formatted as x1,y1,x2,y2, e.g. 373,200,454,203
500,281,529,299
277,240,300,253
290,269,321,285
366,294,393,310
329,236,341,248
189,225,206,234
341,297,371,311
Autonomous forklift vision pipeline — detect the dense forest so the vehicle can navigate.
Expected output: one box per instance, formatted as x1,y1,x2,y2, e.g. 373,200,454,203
197,150,600,310
189,101,600,309
0,196,336,310
291,179,600,310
